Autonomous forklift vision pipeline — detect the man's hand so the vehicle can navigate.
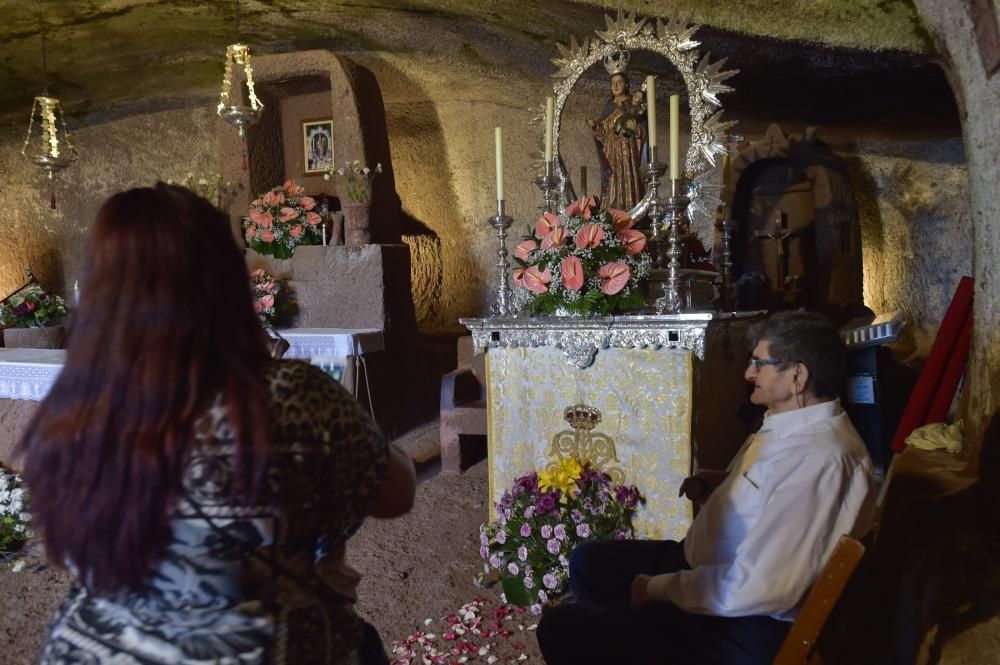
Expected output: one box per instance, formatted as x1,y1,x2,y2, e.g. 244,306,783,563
678,470,729,505
631,574,653,605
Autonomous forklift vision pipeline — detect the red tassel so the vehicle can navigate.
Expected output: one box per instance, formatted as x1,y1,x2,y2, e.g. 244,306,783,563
50,191,56,210
241,152,248,171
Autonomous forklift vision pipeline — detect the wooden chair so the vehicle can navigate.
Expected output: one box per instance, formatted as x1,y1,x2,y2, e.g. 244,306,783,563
772,535,866,665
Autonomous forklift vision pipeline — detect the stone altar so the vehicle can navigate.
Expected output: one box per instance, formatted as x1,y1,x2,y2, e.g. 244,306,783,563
462,312,762,540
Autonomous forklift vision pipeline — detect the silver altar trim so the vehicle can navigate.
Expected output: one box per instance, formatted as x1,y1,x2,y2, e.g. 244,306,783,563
460,311,761,369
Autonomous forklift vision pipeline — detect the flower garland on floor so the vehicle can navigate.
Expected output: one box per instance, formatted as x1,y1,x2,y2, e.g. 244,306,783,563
480,458,642,614
512,197,652,315
0,463,31,571
391,595,536,664
0,284,68,328
243,180,326,259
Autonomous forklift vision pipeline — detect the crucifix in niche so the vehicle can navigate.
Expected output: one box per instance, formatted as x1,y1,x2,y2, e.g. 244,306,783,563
753,211,805,301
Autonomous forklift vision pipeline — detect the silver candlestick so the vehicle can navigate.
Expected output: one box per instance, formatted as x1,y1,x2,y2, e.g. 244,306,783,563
489,199,515,317
534,160,558,214
655,178,691,314
643,146,667,265
717,213,738,311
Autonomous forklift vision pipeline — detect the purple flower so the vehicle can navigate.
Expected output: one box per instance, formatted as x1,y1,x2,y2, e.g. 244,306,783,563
480,529,489,546
480,545,488,559
524,506,535,519
518,545,528,561
534,491,559,515
571,509,584,524
530,604,543,615
496,530,507,544
515,472,539,493
553,524,567,540
508,562,520,576
541,525,552,539
614,485,641,507
543,573,558,589
546,538,561,554
489,553,502,568
537,589,549,603
524,575,535,589
614,530,628,540
520,523,531,537
576,523,591,538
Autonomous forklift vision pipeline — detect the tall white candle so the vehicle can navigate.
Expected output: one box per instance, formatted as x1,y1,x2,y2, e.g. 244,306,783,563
322,223,327,246
544,97,554,162
495,126,504,201
646,76,657,149
669,94,680,180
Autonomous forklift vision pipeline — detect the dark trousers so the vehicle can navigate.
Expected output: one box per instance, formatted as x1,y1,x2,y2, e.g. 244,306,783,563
535,540,791,665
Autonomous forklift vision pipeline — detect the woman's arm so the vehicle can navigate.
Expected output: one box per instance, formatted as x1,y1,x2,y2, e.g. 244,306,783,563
369,442,416,518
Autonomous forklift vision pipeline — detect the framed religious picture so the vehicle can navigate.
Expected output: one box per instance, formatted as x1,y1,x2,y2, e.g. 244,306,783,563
302,118,334,174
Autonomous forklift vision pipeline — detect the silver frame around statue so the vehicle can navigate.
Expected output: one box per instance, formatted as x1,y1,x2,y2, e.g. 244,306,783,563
544,10,738,245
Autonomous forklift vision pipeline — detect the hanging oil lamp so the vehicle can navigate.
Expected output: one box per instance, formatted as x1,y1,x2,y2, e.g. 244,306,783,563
217,1,264,171
20,3,76,210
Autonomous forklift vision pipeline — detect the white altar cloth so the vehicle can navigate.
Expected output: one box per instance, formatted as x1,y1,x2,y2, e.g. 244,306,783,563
0,329,385,402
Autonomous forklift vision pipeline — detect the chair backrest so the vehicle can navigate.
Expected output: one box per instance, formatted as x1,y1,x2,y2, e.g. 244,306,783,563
773,535,866,665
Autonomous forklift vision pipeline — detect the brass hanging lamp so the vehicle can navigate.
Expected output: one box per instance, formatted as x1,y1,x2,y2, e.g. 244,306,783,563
20,1,77,209
217,0,264,170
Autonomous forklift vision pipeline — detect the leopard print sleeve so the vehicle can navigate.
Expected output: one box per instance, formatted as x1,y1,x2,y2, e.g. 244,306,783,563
268,360,389,544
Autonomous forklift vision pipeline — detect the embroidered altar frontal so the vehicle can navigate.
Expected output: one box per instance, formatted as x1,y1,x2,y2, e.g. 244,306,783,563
487,346,694,541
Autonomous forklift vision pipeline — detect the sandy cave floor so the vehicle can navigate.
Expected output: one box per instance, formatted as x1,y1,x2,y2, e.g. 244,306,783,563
0,424,544,664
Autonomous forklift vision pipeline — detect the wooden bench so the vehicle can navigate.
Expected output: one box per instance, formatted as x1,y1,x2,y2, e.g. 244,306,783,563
773,535,866,665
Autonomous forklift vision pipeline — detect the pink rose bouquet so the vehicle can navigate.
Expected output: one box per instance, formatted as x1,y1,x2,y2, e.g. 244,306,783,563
512,197,652,315
480,458,642,613
242,180,327,259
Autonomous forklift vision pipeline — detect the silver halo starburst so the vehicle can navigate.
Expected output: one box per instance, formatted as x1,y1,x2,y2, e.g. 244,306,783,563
548,9,739,244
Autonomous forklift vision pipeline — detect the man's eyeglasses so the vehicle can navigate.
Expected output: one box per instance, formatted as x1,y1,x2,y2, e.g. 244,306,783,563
748,357,792,372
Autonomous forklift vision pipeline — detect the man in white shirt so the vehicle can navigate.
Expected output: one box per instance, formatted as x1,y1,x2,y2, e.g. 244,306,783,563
536,310,876,665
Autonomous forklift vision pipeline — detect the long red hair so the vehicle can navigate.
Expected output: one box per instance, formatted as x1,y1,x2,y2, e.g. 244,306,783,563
20,184,272,593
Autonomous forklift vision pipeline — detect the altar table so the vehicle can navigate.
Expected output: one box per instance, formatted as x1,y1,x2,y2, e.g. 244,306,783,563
0,329,385,402
461,313,761,541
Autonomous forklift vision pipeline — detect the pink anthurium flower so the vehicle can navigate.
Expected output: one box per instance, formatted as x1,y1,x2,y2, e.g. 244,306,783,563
512,267,526,288
541,226,568,250
278,207,298,222
245,224,257,242
253,301,263,314
251,198,263,207
283,180,305,196
262,190,285,207
565,196,597,219
250,209,273,228
289,225,304,238
299,196,316,211
597,261,630,295
305,211,323,226
560,255,584,291
259,229,275,243
522,266,552,294
515,240,538,261
609,208,634,231
575,223,605,249
617,229,647,254
260,294,275,309
534,212,560,237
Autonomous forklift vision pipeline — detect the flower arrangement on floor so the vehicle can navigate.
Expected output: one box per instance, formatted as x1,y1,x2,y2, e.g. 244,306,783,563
480,458,642,614
0,463,31,570
325,160,383,203
512,197,652,316
0,284,68,328
243,180,326,259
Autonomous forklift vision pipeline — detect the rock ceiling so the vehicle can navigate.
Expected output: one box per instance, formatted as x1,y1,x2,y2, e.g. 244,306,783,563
0,0,953,132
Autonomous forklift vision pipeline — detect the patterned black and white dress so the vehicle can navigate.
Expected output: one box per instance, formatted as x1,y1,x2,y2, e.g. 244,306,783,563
38,360,389,665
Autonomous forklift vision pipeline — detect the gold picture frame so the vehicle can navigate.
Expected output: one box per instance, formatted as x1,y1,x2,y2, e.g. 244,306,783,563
302,118,334,174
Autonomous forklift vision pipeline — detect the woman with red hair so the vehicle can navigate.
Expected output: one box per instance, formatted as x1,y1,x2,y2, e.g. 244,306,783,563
20,184,414,664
